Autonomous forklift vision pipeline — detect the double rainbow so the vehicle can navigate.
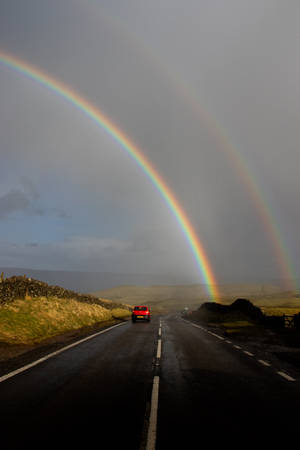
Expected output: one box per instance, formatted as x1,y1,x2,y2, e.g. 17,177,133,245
0,50,220,301
83,7,296,290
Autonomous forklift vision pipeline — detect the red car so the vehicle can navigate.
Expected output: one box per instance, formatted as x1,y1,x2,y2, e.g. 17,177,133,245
132,305,151,322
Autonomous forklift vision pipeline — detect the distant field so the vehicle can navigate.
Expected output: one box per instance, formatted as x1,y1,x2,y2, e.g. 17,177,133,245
260,306,300,316
250,294,300,316
92,284,300,314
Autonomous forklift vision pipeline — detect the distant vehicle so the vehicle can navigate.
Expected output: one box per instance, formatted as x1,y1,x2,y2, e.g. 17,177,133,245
132,305,151,323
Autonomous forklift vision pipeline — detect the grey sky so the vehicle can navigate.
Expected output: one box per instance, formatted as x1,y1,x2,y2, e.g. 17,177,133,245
0,0,300,286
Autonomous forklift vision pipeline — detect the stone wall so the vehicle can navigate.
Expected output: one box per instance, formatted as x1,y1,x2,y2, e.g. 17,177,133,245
0,274,131,311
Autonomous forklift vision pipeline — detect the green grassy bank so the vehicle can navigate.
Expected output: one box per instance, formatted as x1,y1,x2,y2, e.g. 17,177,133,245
0,296,131,345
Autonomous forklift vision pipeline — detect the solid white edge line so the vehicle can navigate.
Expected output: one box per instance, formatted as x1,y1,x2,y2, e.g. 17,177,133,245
0,321,126,384
277,371,296,382
146,376,160,450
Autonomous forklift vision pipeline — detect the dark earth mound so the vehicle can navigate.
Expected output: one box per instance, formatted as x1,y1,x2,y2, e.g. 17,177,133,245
197,298,264,322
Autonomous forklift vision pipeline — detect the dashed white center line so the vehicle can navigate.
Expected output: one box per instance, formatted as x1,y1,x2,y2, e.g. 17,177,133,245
146,375,160,450
156,339,162,359
243,351,254,357
146,323,163,449
234,345,242,350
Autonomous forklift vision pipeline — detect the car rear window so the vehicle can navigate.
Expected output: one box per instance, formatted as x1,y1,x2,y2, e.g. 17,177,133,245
134,306,148,311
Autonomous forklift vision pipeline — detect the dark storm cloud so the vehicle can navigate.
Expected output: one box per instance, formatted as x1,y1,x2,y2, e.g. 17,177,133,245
0,189,30,219
0,179,69,220
20,176,40,201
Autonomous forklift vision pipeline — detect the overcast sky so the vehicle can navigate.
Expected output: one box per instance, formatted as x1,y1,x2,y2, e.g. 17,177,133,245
0,0,300,286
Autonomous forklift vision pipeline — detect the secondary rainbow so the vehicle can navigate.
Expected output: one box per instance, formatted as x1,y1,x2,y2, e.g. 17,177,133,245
83,7,296,290
0,50,219,301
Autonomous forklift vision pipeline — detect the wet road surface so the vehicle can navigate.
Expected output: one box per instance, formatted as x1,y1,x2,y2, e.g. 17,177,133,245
1,314,300,449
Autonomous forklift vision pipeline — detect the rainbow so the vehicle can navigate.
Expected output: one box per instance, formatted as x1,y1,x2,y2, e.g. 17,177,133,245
73,5,297,290
0,50,220,301
175,84,297,291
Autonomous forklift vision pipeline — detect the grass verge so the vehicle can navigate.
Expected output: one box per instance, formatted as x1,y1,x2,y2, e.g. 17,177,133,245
221,320,254,334
0,296,131,345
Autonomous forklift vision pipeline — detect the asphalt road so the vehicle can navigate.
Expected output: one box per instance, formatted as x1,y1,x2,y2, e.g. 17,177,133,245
1,314,300,449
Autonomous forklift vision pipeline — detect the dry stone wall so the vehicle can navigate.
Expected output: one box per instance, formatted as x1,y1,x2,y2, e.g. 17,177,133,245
0,274,131,311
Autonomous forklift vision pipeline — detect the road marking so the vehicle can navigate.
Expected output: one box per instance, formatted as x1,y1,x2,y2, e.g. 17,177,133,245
182,319,204,331
194,324,206,331
190,322,202,329
208,331,224,340
146,376,160,450
0,321,126,384
181,318,297,382
158,327,162,337
277,371,296,382
258,359,271,367
183,319,226,339
156,339,162,359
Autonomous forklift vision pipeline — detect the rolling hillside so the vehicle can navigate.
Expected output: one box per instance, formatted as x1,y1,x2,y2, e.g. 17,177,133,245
92,283,299,313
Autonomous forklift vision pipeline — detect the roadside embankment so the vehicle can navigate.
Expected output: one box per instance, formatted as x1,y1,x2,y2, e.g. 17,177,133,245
0,276,131,360
0,274,131,310
0,296,130,345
